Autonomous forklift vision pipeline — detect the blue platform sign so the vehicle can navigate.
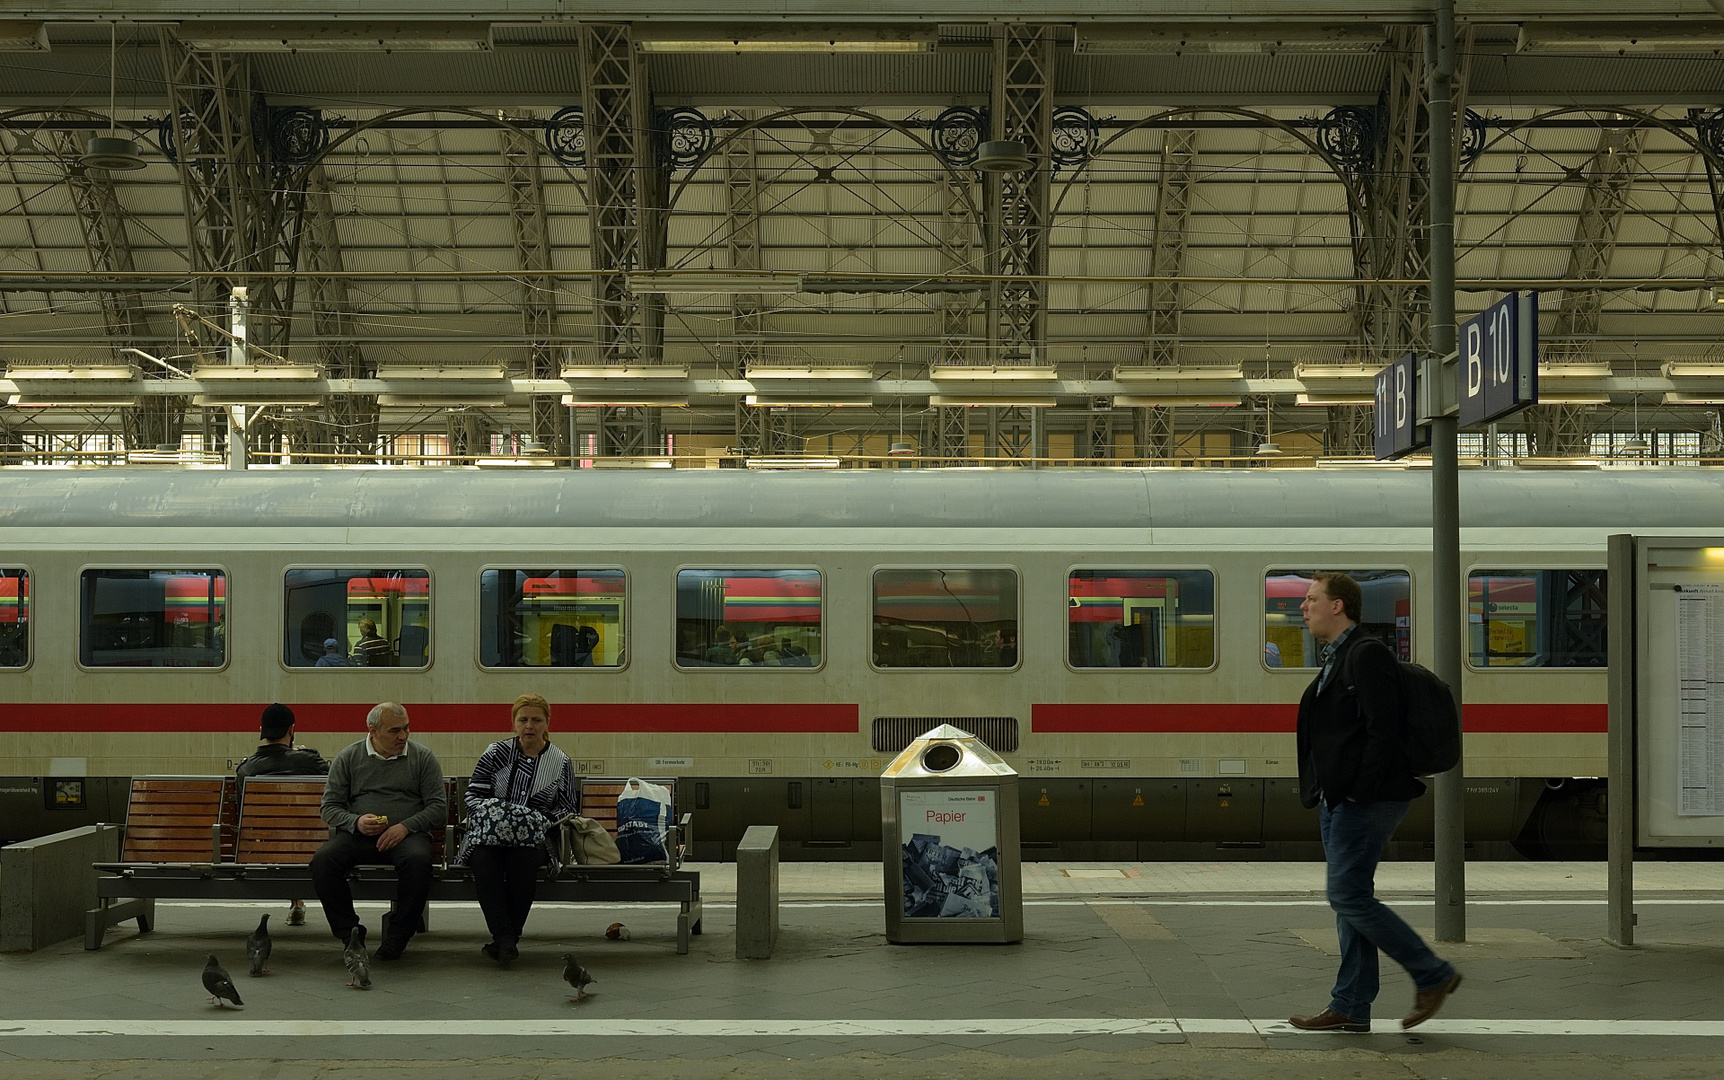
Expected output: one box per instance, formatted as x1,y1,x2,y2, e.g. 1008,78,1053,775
1374,352,1426,460
1459,291,1538,428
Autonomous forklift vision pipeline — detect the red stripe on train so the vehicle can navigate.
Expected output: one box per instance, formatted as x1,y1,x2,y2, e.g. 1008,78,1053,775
1032,702,1608,734
0,702,860,734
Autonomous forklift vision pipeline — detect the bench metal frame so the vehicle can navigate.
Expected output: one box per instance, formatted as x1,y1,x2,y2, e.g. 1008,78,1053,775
88,774,703,953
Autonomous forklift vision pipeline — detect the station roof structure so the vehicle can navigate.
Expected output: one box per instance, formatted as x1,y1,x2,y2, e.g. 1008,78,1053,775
0,2,1722,464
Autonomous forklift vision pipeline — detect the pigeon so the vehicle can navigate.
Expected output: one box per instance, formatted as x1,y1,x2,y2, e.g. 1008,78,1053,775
343,925,372,990
604,922,630,941
561,953,595,1002
202,954,244,1008
246,913,272,976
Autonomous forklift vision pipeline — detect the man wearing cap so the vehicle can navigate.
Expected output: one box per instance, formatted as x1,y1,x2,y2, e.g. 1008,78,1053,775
236,703,329,924
315,638,347,667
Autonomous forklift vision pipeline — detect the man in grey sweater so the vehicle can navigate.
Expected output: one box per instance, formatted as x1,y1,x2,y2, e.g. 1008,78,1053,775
310,702,446,960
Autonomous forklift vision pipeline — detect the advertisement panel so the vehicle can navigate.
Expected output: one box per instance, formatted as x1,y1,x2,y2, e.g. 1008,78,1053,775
899,789,1001,919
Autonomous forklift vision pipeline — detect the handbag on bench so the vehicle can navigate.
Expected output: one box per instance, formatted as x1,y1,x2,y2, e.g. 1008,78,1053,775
562,815,622,865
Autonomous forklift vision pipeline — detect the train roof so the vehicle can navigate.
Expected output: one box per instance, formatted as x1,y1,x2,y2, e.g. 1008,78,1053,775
0,466,1719,532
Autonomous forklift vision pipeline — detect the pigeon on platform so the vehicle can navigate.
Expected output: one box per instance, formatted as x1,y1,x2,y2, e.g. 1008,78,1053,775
202,954,244,1008
561,953,595,1002
343,925,372,990
246,913,272,976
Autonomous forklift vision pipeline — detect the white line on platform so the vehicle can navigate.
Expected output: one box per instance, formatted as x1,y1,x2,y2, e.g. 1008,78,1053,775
154,898,1724,912
2,1018,1723,1038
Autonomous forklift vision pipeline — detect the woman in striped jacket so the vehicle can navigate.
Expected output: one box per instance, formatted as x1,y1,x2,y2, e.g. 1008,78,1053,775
461,693,578,963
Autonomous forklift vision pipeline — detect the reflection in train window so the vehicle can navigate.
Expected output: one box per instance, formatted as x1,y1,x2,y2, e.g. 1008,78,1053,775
1263,569,1411,668
1469,569,1606,668
283,569,430,669
675,570,821,668
0,569,27,667
1068,570,1214,668
80,569,225,668
873,568,1019,669
480,569,626,668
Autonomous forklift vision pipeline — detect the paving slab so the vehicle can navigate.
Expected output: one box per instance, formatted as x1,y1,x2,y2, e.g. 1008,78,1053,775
1,861,1722,1078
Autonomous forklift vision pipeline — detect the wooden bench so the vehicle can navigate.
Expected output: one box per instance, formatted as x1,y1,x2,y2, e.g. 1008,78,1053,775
85,776,238,946
88,774,702,953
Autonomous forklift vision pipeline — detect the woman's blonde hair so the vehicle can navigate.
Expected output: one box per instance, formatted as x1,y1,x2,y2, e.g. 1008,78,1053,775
511,692,551,721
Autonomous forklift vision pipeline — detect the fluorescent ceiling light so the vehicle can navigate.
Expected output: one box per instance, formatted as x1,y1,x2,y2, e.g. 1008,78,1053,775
929,365,1057,381
193,393,323,407
5,365,136,380
1517,22,1724,53
193,364,321,381
626,272,801,295
1665,362,1724,378
378,394,507,408
561,396,690,408
180,21,493,51
7,394,138,407
379,365,508,380
744,457,843,469
1114,395,1241,408
0,21,46,51
1115,365,1245,381
927,394,1057,408
1075,24,1386,54
746,366,874,381
635,24,934,53
1295,393,1374,406
590,458,674,469
560,365,689,379
744,394,874,407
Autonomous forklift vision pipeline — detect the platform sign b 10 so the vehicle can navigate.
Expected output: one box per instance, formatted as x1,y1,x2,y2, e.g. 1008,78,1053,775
1459,291,1538,428
1373,351,1425,460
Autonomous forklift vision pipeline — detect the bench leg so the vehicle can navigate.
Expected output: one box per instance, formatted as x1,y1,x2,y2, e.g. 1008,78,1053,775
85,898,154,951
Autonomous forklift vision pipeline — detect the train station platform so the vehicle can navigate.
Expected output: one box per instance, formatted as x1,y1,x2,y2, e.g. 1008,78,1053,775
4,859,1724,1079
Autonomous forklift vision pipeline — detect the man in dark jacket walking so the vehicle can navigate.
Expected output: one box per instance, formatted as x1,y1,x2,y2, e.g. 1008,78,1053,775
1288,572,1461,1034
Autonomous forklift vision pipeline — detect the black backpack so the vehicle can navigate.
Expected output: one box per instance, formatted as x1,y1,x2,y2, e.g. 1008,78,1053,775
1344,637,1462,777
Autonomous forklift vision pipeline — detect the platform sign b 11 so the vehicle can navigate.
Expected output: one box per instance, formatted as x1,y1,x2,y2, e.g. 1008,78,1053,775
1459,291,1539,428
1373,351,1426,460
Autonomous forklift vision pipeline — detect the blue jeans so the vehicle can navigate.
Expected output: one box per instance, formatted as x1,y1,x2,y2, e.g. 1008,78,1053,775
1319,799,1455,1021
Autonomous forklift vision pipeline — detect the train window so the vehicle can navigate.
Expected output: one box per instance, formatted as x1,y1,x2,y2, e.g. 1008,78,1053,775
80,569,226,668
1068,570,1214,668
282,569,430,669
0,569,28,667
675,570,822,668
1263,570,1411,668
479,569,626,668
1469,569,1606,668
872,568,1019,669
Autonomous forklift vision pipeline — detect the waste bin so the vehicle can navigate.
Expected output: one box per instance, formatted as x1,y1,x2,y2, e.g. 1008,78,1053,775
881,724,1022,943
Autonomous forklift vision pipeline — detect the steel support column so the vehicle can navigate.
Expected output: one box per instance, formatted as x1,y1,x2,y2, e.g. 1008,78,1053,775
987,25,1053,460
1530,127,1644,456
500,118,566,457
1341,27,1430,458
300,167,377,463
1427,3,1466,943
1137,129,1194,461
581,24,665,457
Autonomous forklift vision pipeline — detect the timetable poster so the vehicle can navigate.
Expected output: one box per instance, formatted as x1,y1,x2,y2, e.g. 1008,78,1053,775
1677,583,1724,815
899,789,1001,919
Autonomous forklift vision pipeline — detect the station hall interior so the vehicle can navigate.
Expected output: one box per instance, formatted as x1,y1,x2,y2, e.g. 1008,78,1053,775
8,2,1724,1078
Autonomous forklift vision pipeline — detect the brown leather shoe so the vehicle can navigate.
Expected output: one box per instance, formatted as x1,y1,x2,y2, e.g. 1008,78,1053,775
1287,1008,1370,1033
1401,971,1462,1030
